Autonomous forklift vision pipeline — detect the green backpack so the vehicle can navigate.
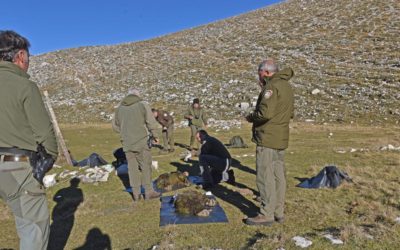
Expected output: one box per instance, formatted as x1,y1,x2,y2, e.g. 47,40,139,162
228,136,248,148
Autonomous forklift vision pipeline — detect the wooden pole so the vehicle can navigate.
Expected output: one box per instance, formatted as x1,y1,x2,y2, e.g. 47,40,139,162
43,91,73,166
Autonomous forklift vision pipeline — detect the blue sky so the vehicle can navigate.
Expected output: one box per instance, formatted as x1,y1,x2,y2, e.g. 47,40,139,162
2,0,281,55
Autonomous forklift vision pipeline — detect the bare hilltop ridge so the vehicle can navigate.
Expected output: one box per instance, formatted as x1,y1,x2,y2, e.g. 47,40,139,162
29,0,400,125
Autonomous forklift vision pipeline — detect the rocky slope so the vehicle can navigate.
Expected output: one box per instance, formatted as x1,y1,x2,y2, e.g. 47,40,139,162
29,0,400,125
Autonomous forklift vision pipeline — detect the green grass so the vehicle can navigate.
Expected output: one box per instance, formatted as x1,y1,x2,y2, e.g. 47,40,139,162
1,123,399,249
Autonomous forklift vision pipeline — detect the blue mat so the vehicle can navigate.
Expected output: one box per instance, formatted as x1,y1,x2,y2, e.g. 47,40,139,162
159,195,228,226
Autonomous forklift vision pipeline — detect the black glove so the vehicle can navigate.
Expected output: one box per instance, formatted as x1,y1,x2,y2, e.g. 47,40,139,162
30,144,55,185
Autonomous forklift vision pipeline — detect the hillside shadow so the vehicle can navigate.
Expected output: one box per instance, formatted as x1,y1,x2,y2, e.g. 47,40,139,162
231,158,256,175
73,227,111,250
209,184,259,218
233,181,259,197
48,178,84,250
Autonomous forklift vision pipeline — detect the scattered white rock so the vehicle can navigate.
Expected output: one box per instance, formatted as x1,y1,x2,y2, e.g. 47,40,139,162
292,236,312,248
380,144,400,151
323,234,343,245
350,148,357,153
152,161,159,170
395,217,400,223
311,88,321,95
239,102,250,110
305,119,315,123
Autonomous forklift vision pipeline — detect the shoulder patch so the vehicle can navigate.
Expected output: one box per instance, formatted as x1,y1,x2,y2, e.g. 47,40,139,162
264,90,273,99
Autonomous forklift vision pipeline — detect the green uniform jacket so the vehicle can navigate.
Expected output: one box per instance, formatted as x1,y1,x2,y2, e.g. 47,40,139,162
247,68,294,150
185,106,207,127
113,94,160,152
0,61,58,157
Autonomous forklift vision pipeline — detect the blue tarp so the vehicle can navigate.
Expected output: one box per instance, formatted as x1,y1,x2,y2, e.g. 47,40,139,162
159,195,228,226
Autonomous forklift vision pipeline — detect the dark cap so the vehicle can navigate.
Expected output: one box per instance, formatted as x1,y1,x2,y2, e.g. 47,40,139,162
193,98,200,104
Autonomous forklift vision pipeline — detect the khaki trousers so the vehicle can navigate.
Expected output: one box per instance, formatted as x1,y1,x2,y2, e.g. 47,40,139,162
126,149,153,197
162,126,174,150
256,146,286,219
0,160,50,250
189,125,201,148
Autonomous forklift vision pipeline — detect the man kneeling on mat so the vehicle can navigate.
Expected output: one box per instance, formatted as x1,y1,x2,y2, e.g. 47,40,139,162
195,130,235,189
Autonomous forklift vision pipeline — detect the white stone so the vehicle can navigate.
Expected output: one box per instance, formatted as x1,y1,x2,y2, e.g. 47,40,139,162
323,234,343,245
239,102,250,110
311,88,321,95
292,236,312,248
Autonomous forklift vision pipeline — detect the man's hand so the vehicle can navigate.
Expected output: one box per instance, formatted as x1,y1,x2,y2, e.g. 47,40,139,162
152,138,160,144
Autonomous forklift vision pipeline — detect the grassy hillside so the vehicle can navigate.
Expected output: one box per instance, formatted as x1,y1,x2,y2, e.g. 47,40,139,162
28,0,400,124
1,123,399,249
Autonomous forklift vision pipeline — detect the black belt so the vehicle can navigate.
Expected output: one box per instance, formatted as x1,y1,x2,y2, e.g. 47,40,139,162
1,155,30,162
0,147,35,158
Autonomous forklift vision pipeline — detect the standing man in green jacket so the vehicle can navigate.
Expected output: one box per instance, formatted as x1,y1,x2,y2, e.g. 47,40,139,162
113,89,161,203
245,59,294,226
0,30,58,250
152,109,175,153
184,98,207,150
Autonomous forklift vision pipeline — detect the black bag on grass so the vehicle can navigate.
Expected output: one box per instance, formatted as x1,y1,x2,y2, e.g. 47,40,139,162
227,136,248,148
297,165,352,189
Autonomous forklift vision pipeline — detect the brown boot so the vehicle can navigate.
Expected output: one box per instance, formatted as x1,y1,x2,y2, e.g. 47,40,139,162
245,214,274,226
145,190,161,200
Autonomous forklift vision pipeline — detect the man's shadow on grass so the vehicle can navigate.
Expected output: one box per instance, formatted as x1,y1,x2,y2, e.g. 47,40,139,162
209,184,259,218
48,178,84,250
73,227,112,250
175,142,191,150
170,159,200,176
231,158,256,175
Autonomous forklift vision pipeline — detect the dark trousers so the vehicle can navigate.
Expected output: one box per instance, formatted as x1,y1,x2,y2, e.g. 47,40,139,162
199,154,230,187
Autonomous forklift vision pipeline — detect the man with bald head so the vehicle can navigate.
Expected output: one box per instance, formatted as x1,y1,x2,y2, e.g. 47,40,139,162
245,59,294,226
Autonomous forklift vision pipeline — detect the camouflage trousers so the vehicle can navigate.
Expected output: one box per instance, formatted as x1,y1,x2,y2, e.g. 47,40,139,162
256,146,286,220
162,126,174,150
126,148,154,197
0,160,50,250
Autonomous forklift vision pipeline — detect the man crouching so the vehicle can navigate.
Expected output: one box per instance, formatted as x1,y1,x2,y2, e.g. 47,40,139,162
195,130,235,189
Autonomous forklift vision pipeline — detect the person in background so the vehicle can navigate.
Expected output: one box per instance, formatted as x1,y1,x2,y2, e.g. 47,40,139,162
113,88,161,203
184,98,207,150
152,108,175,153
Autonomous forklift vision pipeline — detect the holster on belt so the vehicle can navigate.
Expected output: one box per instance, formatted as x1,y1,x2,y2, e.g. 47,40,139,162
0,144,55,185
